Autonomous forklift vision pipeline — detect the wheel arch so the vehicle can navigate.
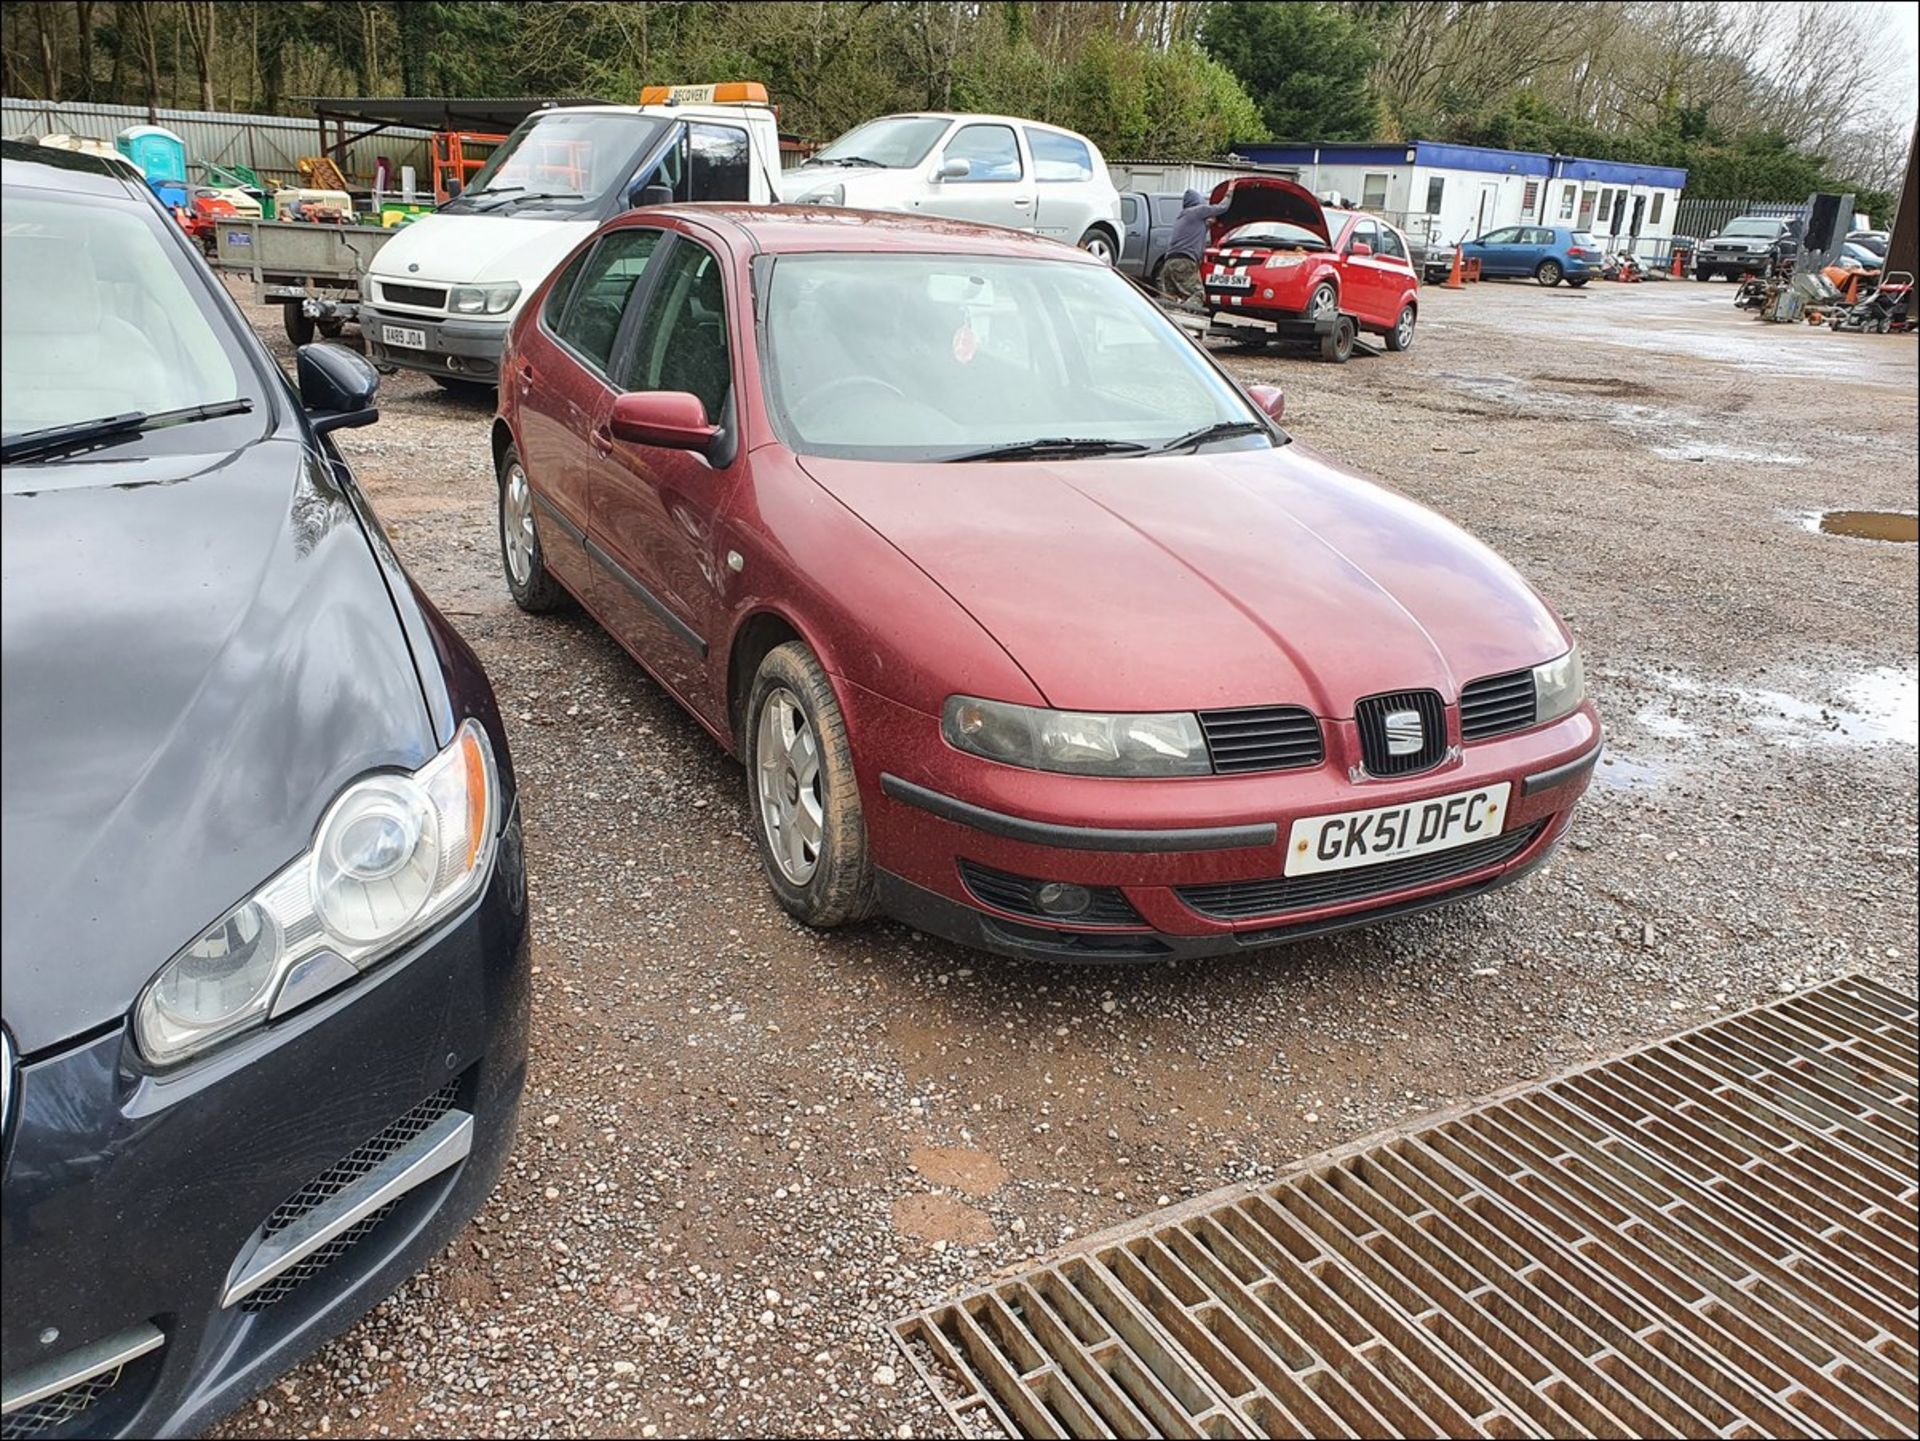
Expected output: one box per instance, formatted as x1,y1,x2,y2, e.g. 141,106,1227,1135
489,417,517,480
725,607,818,752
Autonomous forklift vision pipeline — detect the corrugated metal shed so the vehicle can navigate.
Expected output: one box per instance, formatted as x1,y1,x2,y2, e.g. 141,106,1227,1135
1,98,432,187
1109,158,1300,196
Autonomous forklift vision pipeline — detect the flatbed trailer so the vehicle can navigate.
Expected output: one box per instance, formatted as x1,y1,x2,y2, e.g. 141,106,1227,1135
1159,298,1370,363
212,219,397,344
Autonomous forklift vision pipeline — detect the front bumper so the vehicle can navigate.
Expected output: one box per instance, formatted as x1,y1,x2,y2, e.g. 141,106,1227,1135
0,803,530,1440
848,683,1600,962
359,304,509,381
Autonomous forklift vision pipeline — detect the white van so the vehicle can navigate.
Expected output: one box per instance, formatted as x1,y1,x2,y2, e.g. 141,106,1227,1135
364,87,782,387
779,113,1123,262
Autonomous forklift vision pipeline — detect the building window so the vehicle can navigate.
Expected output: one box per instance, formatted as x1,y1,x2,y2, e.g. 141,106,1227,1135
1578,188,1597,227
1598,188,1616,223
1558,184,1576,220
1425,176,1444,214
1361,172,1390,209
1521,180,1539,212
1649,192,1665,225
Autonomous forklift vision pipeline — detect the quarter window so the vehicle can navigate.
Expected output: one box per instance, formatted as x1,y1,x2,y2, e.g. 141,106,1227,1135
1425,177,1445,214
943,124,1021,182
1361,173,1390,209
621,239,731,425
554,228,662,375
1025,128,1094,183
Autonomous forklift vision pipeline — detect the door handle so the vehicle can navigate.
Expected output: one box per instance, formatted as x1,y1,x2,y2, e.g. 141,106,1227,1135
1013,195,1034,208
590,426,614,457
516,359,534,395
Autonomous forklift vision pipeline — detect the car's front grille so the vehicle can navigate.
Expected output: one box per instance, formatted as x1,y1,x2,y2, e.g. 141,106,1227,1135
238,1082,460,1312
1,1372,121,1441
1177,822,1543,920
959,861,1144,928
1459,668,1537,741
1354,689,1447,776
1197,706,1324,774
378,281,446,310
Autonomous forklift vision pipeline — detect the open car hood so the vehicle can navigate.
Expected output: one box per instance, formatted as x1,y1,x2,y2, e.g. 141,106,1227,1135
1208,176,1330,248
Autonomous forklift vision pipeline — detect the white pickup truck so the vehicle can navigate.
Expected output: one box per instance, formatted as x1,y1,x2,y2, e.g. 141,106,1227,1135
363,88,783,389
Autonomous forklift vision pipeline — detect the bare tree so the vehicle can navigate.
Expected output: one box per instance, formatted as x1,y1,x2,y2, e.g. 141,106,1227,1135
181,0,214,110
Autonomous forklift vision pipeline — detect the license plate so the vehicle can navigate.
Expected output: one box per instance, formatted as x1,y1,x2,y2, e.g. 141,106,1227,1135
1284,782,1511,877
1209,272,1253,289
382,324,427,350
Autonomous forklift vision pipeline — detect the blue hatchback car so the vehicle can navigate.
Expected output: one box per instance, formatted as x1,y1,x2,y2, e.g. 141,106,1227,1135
1459,225,1598,286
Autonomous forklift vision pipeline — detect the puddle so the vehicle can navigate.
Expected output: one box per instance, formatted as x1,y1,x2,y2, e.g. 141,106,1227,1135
1593,752,1669,789
1640,666,1918,749
1651,441,1807,465
1811,509,1919,543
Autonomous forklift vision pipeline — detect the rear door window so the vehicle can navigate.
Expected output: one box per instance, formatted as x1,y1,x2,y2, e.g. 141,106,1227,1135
1025,128,1094,183
553,228,663,375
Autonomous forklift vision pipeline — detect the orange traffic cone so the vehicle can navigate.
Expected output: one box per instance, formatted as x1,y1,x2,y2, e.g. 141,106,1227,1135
1445,244,1464,289
1669,248,1684,277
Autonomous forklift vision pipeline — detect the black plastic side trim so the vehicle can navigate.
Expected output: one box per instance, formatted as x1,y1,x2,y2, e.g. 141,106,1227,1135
529,491,585,545
1522,739,1604,797
880,774,1276,853
584,539,707,657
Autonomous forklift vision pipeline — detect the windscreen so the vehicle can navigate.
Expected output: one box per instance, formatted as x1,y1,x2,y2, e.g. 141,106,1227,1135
762,253,1257,461
1720,218,1784,238
452,110,667,213
1221,222,1327,250
807,116,950,169
2,188,249,440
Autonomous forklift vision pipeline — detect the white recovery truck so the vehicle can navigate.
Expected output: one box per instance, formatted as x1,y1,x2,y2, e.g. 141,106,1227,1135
361,85,784,390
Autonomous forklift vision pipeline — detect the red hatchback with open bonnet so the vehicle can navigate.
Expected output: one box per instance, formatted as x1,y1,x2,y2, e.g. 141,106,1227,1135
1203,176,1421,358
492,204,1597,962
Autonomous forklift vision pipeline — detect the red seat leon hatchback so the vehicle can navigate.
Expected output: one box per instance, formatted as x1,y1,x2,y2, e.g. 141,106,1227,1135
492,205,1599,961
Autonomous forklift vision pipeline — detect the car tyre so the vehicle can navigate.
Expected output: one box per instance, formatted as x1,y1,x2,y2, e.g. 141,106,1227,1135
497,444,568,613
1319,315,1355,364
1384,303,1417,352
1307,280,1339,319
282,303,314,346
1565,277,1589,289
746,642,877,929
1535,259,1564,286
1077,226,1118,264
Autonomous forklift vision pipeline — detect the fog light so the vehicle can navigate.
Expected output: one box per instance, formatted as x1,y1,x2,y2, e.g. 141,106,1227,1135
1034,882,1092,917
1263,287,1274,298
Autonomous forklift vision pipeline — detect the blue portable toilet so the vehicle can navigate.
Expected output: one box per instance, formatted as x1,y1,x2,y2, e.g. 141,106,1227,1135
116,124,189,208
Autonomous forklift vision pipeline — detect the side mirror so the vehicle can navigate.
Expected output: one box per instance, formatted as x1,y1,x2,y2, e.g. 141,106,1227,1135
1348,241,1373,257
297,343,379,434
935,157,971,182
1246,384,1285,422
608,390,718,452
629,180,674,209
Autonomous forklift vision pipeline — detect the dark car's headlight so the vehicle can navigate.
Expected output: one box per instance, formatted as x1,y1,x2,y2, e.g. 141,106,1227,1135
1533,646,1585,726
943,696,1210,777
135,720,498,1066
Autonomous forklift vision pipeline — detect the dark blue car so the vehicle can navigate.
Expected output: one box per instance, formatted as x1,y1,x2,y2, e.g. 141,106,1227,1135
1,140,528,1438
1459,225,1599,286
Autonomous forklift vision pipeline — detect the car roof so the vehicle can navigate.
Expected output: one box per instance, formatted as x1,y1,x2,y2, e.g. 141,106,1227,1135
628,203,1111,261
863,111,1098,142
1,138,148,200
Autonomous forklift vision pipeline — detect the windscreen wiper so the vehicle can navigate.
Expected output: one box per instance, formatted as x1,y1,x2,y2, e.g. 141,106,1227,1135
2,398,254,464
1151,419,1272,454
818,155,885,168
945,437,1152,463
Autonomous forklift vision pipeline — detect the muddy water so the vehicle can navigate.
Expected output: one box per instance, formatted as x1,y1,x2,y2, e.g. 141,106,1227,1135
1816,509,1919,543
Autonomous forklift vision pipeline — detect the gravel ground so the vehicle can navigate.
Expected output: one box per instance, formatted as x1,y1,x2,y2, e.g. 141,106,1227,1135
211,274,1916,1440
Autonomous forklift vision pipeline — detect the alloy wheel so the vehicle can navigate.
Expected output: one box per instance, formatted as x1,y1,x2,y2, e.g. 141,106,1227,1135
1396,308,1415,348
1310,283,1338,318
1080,231,1115,263
756,688,823,885
502,462,534,587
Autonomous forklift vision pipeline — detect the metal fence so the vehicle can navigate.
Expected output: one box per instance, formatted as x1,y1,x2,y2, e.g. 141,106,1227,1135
1672,197,1803,243
1,97,432,188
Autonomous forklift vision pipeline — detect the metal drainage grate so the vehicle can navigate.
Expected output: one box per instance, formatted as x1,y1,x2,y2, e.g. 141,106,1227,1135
892,975,1920,1439
0,1371,121,1441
